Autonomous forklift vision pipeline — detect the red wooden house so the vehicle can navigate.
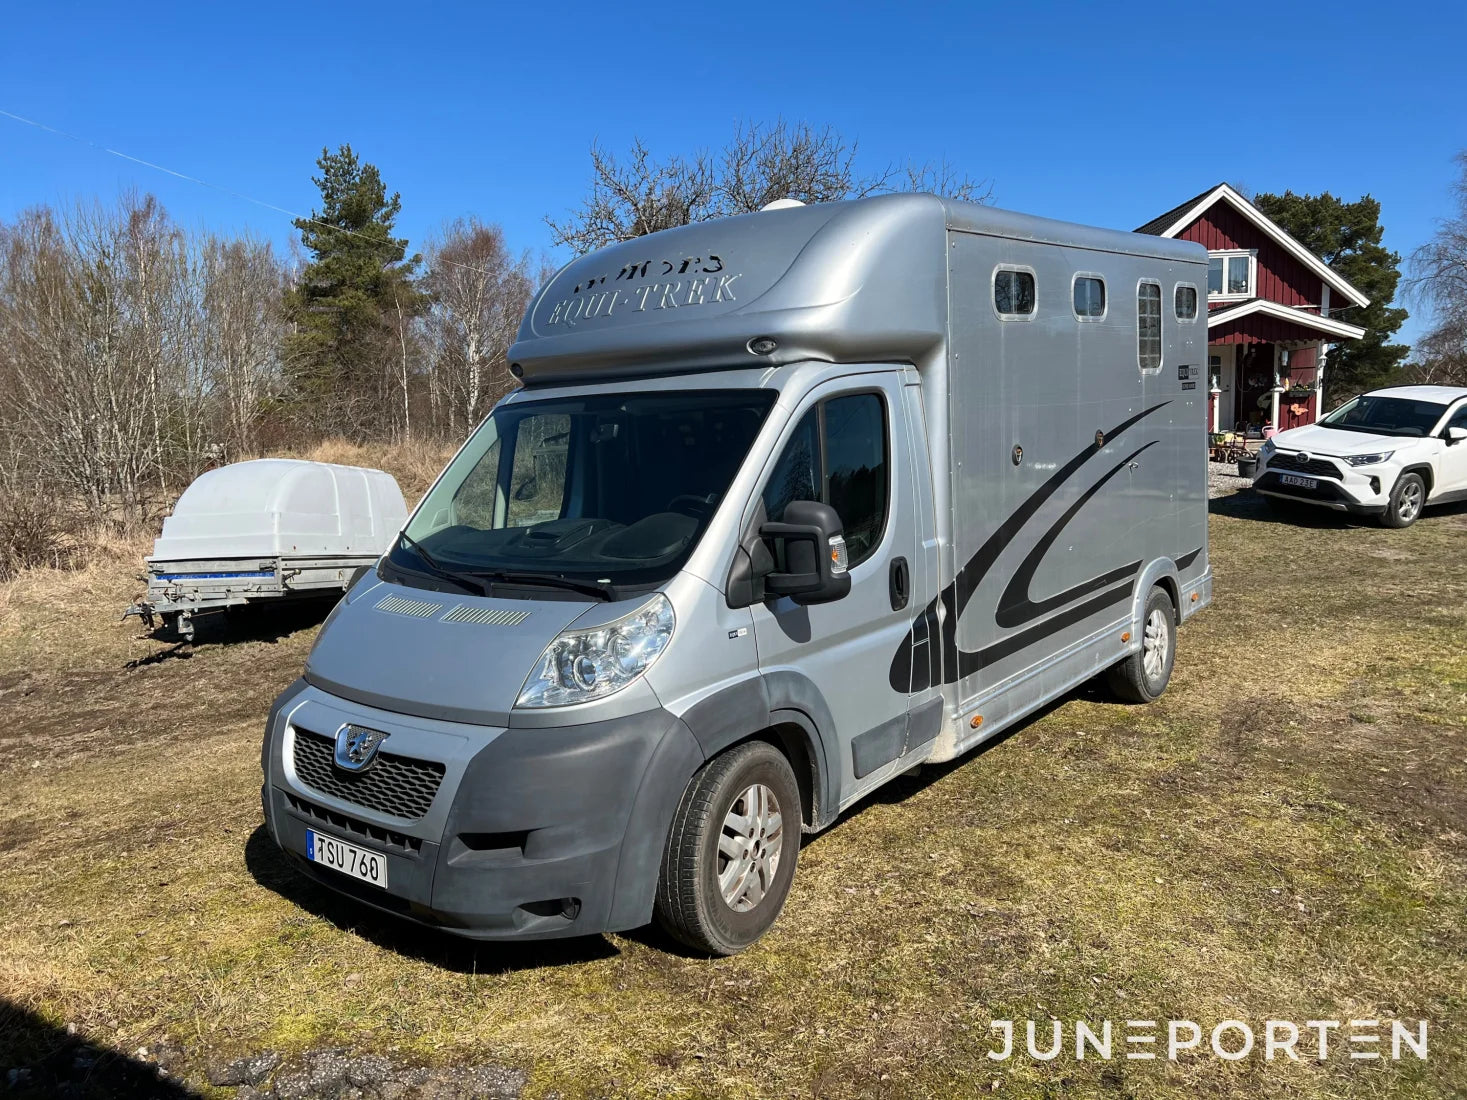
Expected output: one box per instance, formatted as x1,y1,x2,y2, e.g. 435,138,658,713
1137,184,1369,433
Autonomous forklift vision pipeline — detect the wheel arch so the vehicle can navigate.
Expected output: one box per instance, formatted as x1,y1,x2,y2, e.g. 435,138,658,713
1130,558,1182,630
676,671,842,835
1398,463,1434,496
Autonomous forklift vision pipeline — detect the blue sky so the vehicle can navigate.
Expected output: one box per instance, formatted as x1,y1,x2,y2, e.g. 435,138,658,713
2,2,1462,346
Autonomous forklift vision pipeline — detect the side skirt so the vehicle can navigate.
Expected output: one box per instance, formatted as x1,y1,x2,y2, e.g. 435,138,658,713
924,615,1132,764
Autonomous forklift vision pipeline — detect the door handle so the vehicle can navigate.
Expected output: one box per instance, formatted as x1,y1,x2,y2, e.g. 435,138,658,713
890,556,910,611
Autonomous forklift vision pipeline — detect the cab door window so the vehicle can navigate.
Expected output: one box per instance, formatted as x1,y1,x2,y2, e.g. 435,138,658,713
761,393,889,567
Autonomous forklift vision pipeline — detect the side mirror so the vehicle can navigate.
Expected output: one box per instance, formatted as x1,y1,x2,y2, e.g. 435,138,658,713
1446,426,1467,444
758,500,852,606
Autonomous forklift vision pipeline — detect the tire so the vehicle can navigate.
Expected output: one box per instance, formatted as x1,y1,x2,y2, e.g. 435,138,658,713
654,741,802,956
1380,472,1426,529
1105,586,1176,704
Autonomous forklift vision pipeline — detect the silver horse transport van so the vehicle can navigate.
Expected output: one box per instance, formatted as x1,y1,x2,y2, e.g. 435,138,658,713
261,194,1213,954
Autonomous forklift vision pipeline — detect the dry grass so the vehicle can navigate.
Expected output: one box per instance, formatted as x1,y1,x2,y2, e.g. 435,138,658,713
1,486,1465,1098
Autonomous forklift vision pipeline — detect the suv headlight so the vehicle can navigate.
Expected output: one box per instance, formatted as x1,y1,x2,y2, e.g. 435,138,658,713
1347,451,1394,466
516,593,675,708
1259,439,1276,460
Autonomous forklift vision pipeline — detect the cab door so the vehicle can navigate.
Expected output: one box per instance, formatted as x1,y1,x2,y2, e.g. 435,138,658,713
747,373,922,804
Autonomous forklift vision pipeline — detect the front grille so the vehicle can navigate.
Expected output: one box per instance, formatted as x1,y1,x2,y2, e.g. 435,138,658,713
1269,452,1344,479
291,729,445,821
285,793,423,854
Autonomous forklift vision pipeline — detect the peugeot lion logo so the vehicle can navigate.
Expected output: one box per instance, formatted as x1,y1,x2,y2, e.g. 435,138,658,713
334,724,389,772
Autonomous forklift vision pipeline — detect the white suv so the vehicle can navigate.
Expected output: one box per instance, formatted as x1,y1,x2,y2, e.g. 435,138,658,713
1254,385,1467,528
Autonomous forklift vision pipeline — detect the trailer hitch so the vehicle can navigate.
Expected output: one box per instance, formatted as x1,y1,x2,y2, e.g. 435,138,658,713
121,601,157,629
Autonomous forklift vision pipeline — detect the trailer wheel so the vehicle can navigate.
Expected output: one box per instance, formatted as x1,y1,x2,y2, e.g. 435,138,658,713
1106,586,1176,703
654,741,801,956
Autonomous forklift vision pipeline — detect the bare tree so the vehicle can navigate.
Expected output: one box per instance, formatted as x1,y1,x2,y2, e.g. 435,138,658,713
419,219,536,436
1408,152,1467,386
548,120,992,254
199,235,288,457
0,196,291,528
546,139,717,255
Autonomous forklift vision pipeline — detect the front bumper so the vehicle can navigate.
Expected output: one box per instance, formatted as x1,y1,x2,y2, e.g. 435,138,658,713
1252,457,1393,516
261,681,703,940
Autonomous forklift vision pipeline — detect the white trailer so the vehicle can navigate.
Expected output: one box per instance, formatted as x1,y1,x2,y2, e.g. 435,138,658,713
127,460,407,640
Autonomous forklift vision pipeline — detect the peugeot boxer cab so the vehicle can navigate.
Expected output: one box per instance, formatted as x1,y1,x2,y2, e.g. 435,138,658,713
262,194,1212,954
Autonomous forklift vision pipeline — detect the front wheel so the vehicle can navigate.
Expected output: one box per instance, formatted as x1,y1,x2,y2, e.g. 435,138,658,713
1105,586,1176,703
654,741,801,955
1380,472,1426,529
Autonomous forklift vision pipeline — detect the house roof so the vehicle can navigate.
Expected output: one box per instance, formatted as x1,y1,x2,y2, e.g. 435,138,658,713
1136,183,1371,309
1207,298,1367,341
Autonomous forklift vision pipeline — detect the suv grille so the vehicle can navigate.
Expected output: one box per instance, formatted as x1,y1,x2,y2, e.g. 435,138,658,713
1269,452,1344,479
291,728,445,820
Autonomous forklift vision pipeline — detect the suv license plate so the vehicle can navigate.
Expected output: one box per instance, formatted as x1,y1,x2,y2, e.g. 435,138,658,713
306,829,388,889
1280,474,1318,490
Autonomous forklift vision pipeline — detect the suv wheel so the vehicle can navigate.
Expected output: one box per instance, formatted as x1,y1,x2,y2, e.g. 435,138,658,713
1105,586,1176,703
655,741,801,955
1381,472,1426,529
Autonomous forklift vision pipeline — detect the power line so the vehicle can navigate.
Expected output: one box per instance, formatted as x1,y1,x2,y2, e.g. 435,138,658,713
0,106,508,280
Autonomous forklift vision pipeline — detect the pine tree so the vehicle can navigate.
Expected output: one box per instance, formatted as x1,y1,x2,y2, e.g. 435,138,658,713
284,145,423,433
1252,190,1409,401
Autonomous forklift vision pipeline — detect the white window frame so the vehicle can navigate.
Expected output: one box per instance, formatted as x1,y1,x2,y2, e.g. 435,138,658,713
1207,250,1257,301
1137,279,1164,374
1173,281,1200,322
991,263,1038,321
1071,272,1108,322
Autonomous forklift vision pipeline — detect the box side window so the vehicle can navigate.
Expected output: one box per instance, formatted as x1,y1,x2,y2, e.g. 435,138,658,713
994,268,1036,318
1137,282,1163,372
1073,275,1106,320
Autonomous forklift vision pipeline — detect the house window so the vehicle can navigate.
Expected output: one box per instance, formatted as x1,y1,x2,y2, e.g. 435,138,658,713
1137,282,1162,372
994,268,1036,317
1207,251,1255,298
1073,275,1106,320
1175,284,1198,320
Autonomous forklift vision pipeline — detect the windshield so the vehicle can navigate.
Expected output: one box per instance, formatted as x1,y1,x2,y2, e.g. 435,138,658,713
391,388,777,590
1320,395,1448,437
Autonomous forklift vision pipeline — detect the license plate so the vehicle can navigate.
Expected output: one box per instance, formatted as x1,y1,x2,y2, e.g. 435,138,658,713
306,829,388,889
1280,474,1318,489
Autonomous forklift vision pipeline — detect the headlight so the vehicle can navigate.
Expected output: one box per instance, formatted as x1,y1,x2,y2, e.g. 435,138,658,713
516,593,675,708
1259,439,1276,460
1347,451,1394,466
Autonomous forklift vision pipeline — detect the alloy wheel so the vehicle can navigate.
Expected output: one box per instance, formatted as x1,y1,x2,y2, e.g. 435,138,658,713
718,783,784,912
1142,607,1170,683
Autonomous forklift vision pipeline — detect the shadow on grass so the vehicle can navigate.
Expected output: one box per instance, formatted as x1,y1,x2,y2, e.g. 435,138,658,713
125,595,338,668
1208,487,1369,528
242,825,619,974
0,999,198,1099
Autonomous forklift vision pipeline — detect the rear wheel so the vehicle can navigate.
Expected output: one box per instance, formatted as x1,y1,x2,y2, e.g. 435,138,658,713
1380,472,1425,529
1105,586,1176,703
655,741,801,956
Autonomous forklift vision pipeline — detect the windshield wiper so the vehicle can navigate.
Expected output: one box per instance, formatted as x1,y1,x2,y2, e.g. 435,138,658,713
395,532,490,596
465,569,617,602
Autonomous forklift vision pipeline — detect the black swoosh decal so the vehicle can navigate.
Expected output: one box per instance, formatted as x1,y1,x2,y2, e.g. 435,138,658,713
887,402,1174,692
993,441,1159,629
1176,547,1201,572
949,401,1171,614
960,583,1133,678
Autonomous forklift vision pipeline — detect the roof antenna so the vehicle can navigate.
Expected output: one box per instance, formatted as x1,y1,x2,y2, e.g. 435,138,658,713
760,198,806,212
